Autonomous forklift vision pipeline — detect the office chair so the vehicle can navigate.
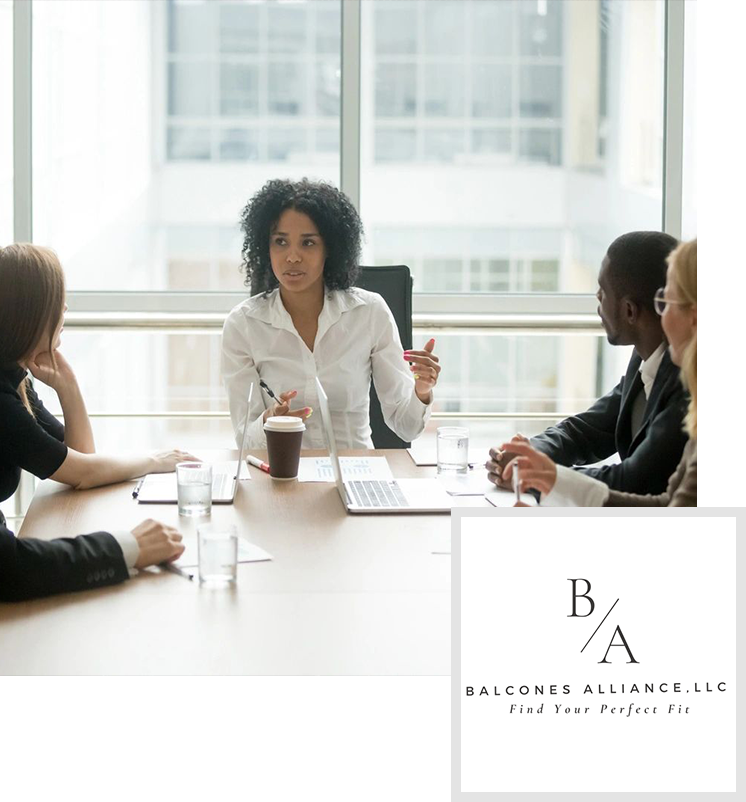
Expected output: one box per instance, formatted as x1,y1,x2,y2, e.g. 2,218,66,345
355,265,414,449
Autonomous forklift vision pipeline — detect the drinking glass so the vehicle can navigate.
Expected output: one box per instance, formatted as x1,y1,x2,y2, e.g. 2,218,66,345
176,462,212,517
436,427,469,475
198,524,238,586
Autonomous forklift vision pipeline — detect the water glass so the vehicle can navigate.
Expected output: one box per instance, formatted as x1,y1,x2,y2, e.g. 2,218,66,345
176,462,212,517
198,524,238,586
436,427,469,475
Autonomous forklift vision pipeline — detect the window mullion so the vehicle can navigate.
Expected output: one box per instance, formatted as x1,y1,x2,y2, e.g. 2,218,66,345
13,0,32,242
663,0,685,238
340,0,361,209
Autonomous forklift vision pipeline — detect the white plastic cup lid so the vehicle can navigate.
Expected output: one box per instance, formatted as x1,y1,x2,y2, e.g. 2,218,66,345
264,416,306,433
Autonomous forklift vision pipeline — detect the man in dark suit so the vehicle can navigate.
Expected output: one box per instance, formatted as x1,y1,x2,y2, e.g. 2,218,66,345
0,512,184,602
487,231,688,495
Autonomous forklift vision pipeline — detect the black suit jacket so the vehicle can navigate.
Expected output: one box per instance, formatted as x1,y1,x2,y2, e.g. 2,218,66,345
531,350,689,494
0,518,129,602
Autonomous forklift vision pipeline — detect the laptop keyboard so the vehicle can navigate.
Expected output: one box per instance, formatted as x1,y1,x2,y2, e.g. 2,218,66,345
348,480,409,508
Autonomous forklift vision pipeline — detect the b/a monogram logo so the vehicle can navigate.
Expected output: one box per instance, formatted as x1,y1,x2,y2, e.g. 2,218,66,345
568,578,639,664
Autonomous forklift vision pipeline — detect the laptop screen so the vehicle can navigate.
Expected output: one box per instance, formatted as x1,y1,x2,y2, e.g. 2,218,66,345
314,377,348,505
233,382,254,493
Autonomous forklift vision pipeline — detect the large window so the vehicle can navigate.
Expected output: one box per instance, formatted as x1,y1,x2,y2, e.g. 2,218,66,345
30,328,618,459
166,0,341,163
360,0,666,295
369,0,563,167
31,0,341,292
4,1,684,441
29,0,666,298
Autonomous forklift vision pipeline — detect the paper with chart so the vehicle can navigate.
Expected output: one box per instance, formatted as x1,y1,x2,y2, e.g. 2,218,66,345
298,456,394,482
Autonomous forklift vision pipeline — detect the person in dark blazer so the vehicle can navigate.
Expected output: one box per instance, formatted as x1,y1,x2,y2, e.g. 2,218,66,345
0,512,185,602
498,239,697,507
487,231,687,495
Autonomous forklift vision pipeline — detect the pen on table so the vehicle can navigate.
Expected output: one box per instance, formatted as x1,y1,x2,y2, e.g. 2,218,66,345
246,455,271,475
132,478,145,499
514,464,521,505
160,562,193,581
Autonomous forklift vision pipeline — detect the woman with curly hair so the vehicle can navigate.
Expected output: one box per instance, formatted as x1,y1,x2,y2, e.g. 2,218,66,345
221,178,442,449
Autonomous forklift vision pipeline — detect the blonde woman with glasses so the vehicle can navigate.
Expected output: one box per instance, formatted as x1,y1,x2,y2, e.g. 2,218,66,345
501,239,697,507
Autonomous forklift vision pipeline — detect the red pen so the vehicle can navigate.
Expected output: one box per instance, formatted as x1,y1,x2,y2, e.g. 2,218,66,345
246,455,271,474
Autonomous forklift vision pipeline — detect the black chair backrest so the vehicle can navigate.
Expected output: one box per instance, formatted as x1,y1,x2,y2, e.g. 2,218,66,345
355,265,414,449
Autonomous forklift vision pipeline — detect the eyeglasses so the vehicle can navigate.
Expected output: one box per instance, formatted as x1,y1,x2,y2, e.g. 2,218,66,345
654,287,688,316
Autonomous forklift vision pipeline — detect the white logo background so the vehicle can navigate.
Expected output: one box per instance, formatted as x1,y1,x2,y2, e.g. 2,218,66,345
459,516,736,793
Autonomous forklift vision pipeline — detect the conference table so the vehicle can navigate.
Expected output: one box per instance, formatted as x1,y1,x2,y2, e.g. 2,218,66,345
0,449,505,676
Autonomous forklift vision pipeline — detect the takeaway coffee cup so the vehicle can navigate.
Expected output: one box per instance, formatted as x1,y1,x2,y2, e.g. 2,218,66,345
264,416,306,479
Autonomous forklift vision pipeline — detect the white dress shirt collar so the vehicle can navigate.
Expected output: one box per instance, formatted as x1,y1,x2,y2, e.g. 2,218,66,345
249,287,367,342
316,288,368,345
639,342,666,400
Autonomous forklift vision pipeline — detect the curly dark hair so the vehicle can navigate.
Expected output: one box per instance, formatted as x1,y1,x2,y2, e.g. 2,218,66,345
239,178,364,295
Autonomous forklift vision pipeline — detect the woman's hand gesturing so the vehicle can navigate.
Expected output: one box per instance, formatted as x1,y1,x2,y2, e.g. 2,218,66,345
262,390,313,423
404,338,441,403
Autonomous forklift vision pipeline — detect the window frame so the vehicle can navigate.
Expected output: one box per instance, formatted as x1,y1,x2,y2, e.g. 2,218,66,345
5,0,689,521
12,0,686,316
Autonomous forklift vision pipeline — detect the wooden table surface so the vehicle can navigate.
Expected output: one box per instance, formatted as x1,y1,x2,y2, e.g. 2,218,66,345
0,450,501,676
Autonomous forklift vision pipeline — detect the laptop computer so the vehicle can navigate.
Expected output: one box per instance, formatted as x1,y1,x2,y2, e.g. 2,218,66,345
315,377,452,514
136,383,254,505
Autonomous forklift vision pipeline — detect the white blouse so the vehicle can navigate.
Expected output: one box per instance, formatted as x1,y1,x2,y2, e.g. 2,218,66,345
221,287,433,449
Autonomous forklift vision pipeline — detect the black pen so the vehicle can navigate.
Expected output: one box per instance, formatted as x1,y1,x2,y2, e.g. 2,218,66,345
132,478,145,499
259,379,280,403
160,562,194,581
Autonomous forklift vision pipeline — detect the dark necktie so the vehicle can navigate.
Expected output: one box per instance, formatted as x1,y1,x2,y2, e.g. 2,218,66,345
629,386,647,438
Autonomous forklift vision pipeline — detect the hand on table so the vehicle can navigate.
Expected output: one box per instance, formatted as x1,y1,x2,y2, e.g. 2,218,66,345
404,338,441,403
497,437,558,496
485,433,529,489
132,519,184,568
149,449,200,473
262,389,313,423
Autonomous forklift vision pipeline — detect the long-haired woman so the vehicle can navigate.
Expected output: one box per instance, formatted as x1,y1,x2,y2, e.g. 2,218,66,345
0,243,194,503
